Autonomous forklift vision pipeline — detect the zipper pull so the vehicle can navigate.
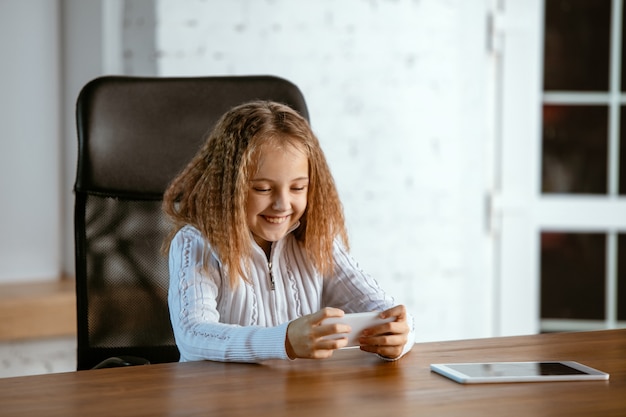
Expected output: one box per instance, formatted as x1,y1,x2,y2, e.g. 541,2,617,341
268,261,275,291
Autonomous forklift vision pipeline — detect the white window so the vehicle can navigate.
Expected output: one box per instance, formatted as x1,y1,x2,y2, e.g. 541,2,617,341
496,0,626,334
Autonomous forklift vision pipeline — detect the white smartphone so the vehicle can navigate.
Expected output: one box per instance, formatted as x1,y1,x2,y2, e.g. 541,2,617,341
430,361,610,384
321,312,394,347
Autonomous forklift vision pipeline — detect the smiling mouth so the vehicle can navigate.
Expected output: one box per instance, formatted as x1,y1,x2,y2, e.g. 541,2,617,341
263,215,290,224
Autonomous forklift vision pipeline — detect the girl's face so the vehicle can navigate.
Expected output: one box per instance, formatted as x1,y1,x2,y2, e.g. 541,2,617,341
247,142,309,254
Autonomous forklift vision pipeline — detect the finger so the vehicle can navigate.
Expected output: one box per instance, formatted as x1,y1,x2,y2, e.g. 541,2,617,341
360,344,403,360
380,305,406,321
315,316,351,339
307,348,337,360
304,337,349,359
313,308,349,338
317,323,351,339
362,320,408,338
316,335,349,351
359,333,407,349
313,307,345,325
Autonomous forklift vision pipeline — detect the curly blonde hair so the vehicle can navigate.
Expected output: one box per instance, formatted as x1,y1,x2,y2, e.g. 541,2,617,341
163,100,348,287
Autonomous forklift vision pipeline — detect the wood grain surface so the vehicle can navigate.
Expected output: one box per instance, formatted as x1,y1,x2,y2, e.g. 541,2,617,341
0,329,623,417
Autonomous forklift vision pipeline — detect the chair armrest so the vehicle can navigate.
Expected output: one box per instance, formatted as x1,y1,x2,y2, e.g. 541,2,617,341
92,355,150,369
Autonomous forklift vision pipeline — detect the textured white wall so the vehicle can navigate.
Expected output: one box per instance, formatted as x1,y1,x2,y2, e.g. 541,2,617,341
0,1,62,283
143,0,494,342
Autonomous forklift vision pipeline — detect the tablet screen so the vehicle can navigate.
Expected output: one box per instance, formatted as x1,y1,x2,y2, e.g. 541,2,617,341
446,362,587,377
430,361,609,384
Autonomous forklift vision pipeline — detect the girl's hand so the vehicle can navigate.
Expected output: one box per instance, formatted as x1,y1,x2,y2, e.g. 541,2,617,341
285,307,350,359
357,304,409,360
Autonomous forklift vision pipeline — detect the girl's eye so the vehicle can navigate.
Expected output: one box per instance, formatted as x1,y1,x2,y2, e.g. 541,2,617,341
291,186,306,192
253,187,271,192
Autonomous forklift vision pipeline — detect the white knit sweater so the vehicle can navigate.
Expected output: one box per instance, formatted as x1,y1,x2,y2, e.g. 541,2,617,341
168,225,415,363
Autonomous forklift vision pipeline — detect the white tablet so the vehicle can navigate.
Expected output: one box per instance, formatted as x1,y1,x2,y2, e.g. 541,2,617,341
321,312,394,347
430,361,609,384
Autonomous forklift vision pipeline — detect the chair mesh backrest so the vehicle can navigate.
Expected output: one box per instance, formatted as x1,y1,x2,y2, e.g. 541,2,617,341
74,75,309,370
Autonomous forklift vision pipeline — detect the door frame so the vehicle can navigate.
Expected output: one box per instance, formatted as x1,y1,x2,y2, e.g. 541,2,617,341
493,0,544,336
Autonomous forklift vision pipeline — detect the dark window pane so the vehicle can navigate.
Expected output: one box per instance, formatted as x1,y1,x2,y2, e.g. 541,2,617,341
621,108,626,195
544,0,611,91
542,105,608,194
541,232,606,320
619,234,626,321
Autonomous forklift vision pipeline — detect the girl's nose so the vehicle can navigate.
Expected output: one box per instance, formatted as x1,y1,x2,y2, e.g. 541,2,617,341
272,190,289,211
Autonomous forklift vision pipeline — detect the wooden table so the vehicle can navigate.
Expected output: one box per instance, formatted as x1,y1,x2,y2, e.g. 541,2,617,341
1,330,624,416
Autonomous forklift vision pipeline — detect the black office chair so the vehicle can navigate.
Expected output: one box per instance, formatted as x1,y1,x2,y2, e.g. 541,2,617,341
74,75,309,370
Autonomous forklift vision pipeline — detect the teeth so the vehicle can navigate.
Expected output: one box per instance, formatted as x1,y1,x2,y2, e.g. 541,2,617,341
265,216,288,224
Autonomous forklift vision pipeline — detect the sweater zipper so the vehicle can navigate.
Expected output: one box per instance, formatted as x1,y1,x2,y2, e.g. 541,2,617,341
268,261,275,291
267,243,278,324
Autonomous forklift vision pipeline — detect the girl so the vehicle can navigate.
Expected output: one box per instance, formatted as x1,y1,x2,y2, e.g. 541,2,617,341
163,100,414,363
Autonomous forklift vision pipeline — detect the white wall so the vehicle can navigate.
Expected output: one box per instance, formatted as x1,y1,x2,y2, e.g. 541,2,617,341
0,0,121,283
150,0,495,342
0,1,62,283
0,0,499,343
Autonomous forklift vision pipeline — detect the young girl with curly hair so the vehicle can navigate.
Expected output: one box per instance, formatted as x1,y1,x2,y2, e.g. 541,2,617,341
163,100,414,362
